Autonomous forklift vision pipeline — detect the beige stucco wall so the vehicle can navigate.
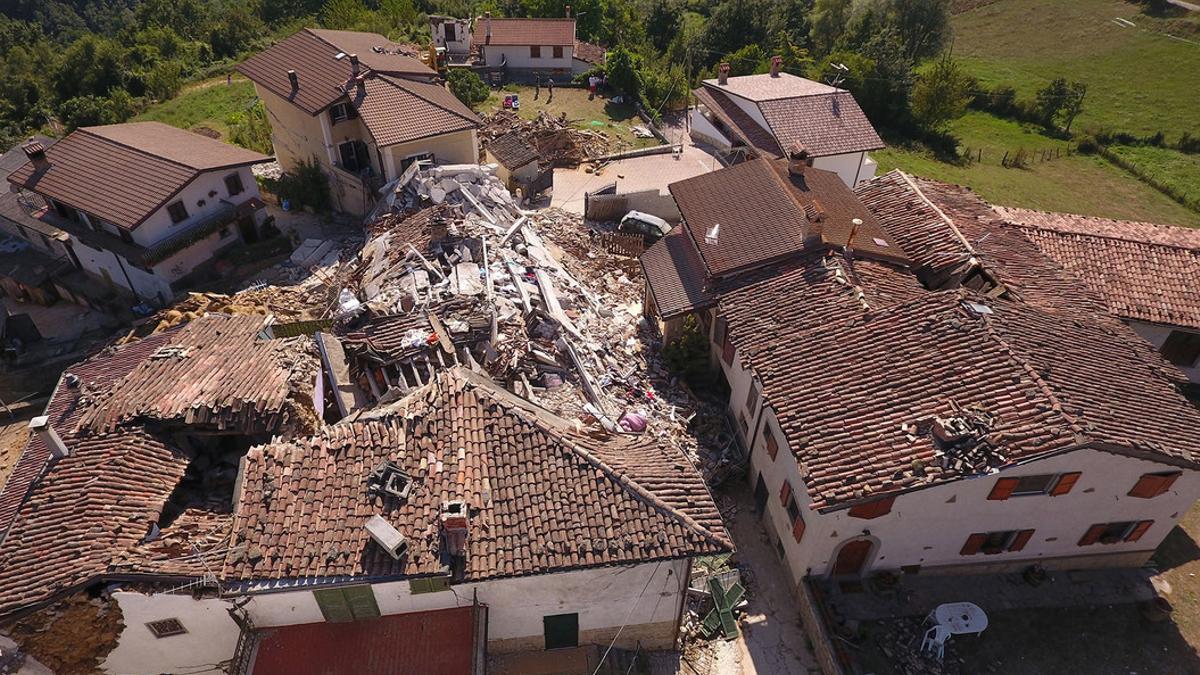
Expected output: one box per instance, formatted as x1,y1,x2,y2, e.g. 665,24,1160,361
1129,320,1200,383
382,129,479,177
482,45,573,70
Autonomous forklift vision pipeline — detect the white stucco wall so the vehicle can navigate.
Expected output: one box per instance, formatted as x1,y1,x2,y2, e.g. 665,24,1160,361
715,318,1200,583
483,45,573,70
69,236,173,302
689,108,733,151
813,151,873,187
131,167,259,249
103,592,240,675
382,129,479,180
1129,320,1200,382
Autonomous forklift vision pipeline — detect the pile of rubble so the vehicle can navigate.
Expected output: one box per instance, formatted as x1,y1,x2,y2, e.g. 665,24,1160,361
867,617,970,675
481,110,615,167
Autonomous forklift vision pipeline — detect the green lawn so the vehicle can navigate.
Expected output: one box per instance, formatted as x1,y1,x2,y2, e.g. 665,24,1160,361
1107,144,1200,211
875,111,1200,226
476,85,660,151
134,75,259,141
953,0,1200,137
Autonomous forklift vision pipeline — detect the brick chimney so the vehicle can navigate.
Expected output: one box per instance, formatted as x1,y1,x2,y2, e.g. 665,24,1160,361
349,54,360,76
788,143,809,176
287,69,298,91
441,500,468,558
565,4,572,17
484,12,493,41
22,140,49,172
770,55,783,77
718,63,730,86
28,415,68,459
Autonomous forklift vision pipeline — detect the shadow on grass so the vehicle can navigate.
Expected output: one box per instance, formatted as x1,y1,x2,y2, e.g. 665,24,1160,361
1152,523,1200,572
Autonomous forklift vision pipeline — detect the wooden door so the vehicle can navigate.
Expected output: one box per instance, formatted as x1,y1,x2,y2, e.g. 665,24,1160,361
833,539,873,576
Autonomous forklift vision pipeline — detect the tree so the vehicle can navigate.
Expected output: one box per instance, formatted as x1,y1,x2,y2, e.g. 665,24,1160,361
447,69,490,107
320,0,371,30
725,44,770,76
706,0,768,61
809,0,850,56
604,46,642,98
666,12,708,78
1035,77,1087,132
890,0,952,60
768,0,814,50
53,35,127,100
911,53,970,130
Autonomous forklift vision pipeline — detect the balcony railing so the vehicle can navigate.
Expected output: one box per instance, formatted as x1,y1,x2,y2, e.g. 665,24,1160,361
142,203,240,266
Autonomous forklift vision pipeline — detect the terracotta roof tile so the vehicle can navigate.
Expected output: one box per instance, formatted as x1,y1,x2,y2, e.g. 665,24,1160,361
6,123,268,230
485,131,539,170
223,369,729,583
758,92,883,157
573,40,606,64
998,207,1200,329
702,73,839,102
692,87,780,158
478,18,576,46
349,75,479,147
640,225,714,318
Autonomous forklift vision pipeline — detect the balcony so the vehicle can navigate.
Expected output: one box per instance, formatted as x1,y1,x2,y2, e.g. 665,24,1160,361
142,202,241,266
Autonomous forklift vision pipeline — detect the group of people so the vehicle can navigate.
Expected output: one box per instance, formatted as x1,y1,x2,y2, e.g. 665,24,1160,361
532,73,607,102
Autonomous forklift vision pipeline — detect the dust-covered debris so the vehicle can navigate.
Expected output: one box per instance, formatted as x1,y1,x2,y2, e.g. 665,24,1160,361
2,594,123,675
481,110,618,168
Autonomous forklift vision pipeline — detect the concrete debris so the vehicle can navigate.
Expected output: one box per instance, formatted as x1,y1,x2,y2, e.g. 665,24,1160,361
481,110,616,168
3,594,123,675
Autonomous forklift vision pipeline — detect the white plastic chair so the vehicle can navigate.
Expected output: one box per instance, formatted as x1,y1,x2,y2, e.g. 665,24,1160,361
921,624,951,660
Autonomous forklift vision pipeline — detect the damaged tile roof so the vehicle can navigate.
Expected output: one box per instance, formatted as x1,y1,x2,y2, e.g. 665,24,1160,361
697,74,883,158
486,131,540,170
478,18,576,46
349,74,480,147
640,225,714,319
734,289,1200,511
668,159,906,278
237,28,434,115
6,123,269,230
573,40,606,64
223,368,729,583
997,207,1200,330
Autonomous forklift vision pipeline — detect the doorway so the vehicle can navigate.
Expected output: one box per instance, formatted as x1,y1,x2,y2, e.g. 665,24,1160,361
832,538,874,577
753,474,768,514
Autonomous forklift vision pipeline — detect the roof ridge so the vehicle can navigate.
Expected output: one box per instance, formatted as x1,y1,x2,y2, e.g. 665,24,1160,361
897,170,977,259
77,126,204,175
378,75,479,126
1000,210,1200,254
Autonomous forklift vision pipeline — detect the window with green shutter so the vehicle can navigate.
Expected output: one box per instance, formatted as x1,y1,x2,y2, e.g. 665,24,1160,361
409,575,452,594
313,585,380,623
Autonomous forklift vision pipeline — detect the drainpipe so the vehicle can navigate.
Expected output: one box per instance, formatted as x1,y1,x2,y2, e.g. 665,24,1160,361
110,250,139,300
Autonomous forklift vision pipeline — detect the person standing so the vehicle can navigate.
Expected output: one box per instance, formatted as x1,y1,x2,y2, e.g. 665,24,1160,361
547,78,555,103
534,74,541,100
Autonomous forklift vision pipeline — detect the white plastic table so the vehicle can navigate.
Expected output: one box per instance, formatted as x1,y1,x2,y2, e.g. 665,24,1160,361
934,602,988,635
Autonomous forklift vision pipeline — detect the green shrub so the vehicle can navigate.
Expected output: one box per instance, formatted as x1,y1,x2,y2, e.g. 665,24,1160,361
447,69,489,107
662,315,712,388
263,158,331,212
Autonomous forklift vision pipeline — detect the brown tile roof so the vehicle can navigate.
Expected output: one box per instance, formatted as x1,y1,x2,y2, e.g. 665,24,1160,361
997,207,1200,329
0,136,66,242
237,28,434,116
757,92,884,157
702,73,840,102
730,286,1200,511
478,18,576,46
692,87,780,158
640,225,714,319
6,123,269,230
854,170,973,274
77,314,313,434
668,159,906,278
306,28,431,75
222,368,729,583
485,131,539,170
573,40,606,64
350,74,479,147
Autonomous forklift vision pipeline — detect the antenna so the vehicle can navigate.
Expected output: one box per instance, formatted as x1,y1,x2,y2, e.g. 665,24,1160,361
826,62,849,89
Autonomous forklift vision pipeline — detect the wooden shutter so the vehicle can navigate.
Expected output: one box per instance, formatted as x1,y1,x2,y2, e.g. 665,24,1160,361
792,514,806,543
343,585,380,619
1129,472,1180,498
849,495,895,520
1009,529,1035,552
721,336,735,365
1049,472,1081,496
1125,520,1154,543
988,477,1019,500
765,429,779,460
779,481,792,507
313,588,354,623
960,533,987,555
1078,524,1106,546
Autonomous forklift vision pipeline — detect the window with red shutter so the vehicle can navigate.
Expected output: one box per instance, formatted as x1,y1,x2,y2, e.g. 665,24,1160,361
792,514,806,542
1078,524,1108,546
779,481,792,507
764,426,779,460
1129,472,1182,499
1125,520,1154,543
1009,529,1035,552
721,337,735,365
849,495,895,519
1049,472,1081,496
960,533,987,555
988,477,1019,500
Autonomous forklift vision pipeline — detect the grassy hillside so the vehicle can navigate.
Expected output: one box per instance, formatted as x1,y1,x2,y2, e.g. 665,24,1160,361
952,0,1200,137
1108,144,1200,211
875,111,1200,227
134,75,258,142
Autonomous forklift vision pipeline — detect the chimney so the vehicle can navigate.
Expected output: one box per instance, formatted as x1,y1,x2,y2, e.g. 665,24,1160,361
484,12,493,40
365,515,410,559
349,54,360,76
718,63,730,86
28,415,68,459
565,4,572,17
770,55,783,77
440,500,468,558
22,140,49,172
287,69,299,90
788,143,809,176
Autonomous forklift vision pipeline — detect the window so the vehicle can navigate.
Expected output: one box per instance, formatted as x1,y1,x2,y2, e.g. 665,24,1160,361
848,495,895,520
409,575,452,594
738,412,749,435
444,23,457,41
721,333,735,365
338,140,371,173
1078,520,1153,546
786,490,806,543
1160,330,1200,367
401,152,434,173
745,381,759,416
779,480,792,508
988,472,1081,500
553,45,564,58
145,618,187,638
713,314,727,347
329,102,358,123
960,529,1035,555
312,585,380,623
167,201,189,224
224,172,245,196
543,613,578,649
763,425,779,461
531,45,542,58
1129,471,1181,499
